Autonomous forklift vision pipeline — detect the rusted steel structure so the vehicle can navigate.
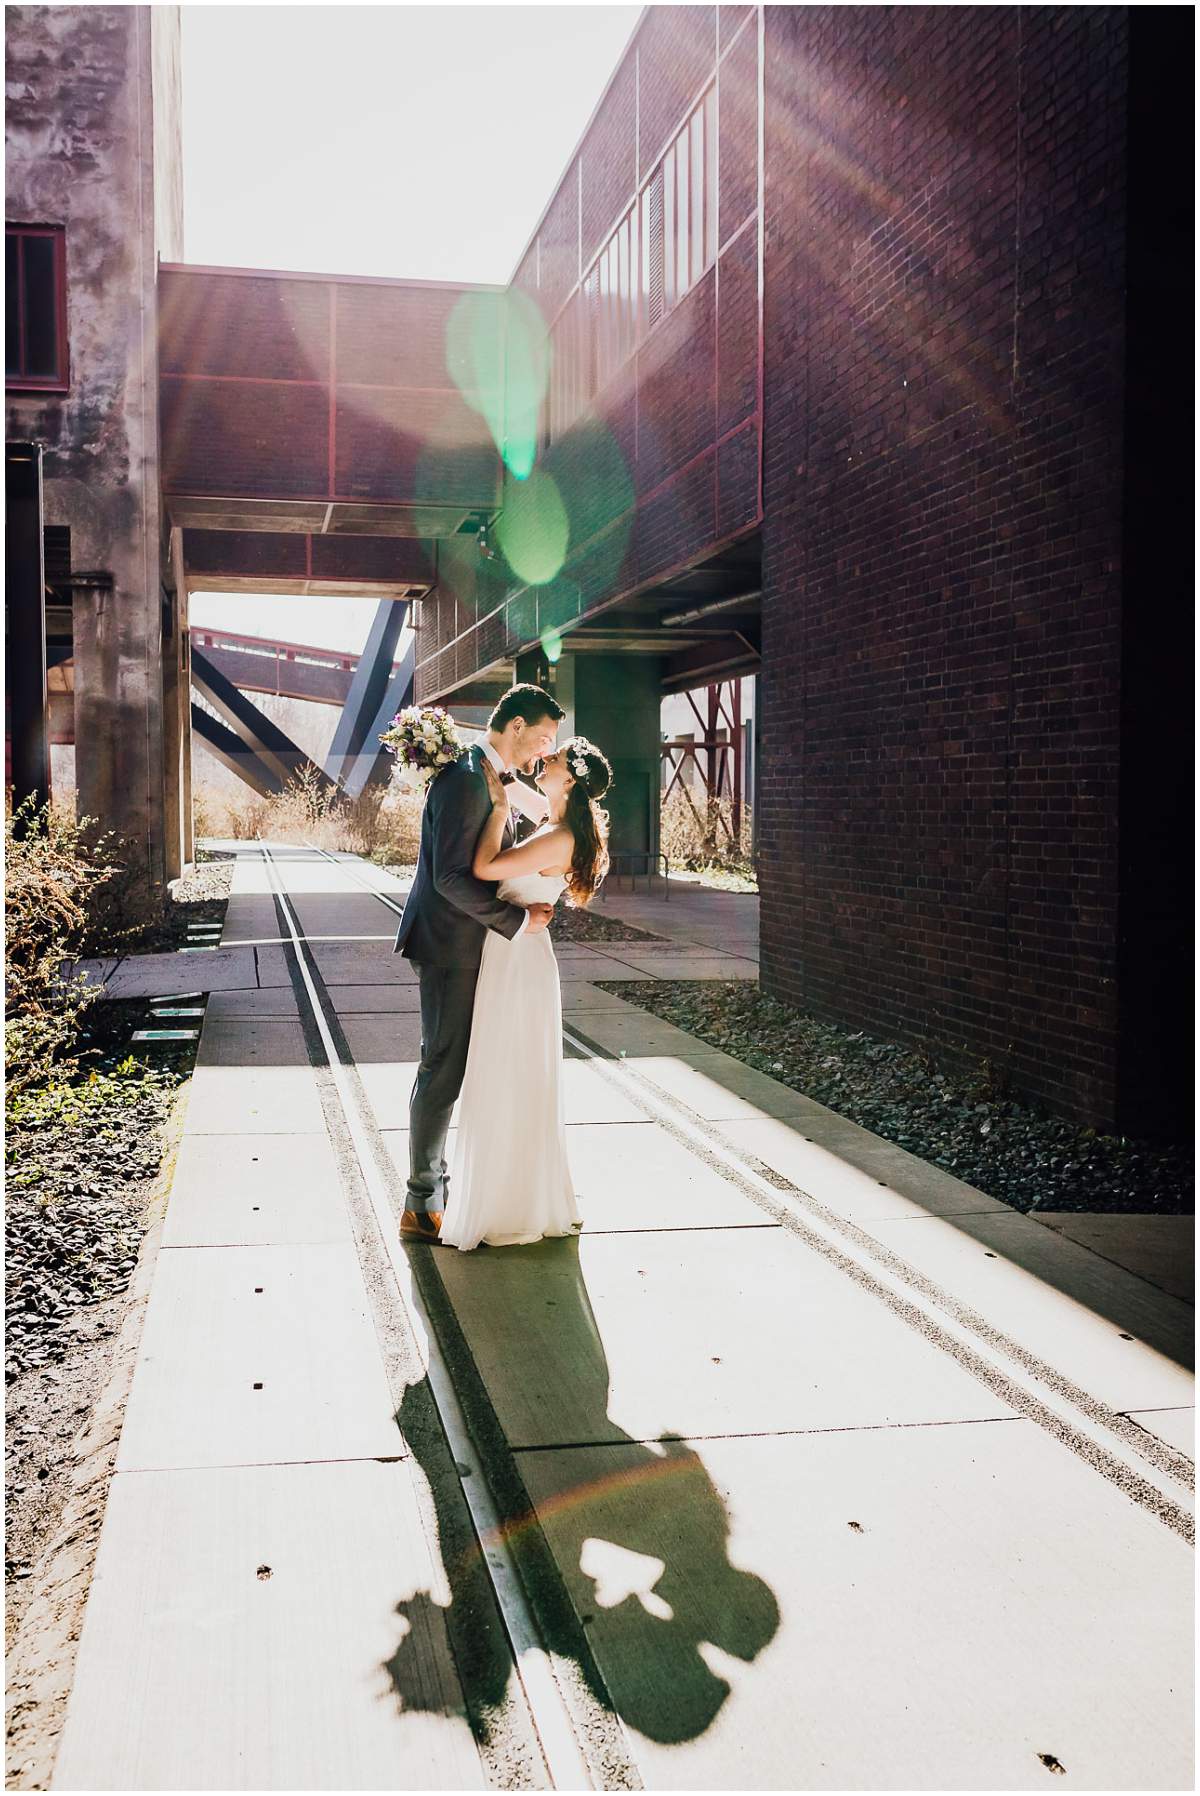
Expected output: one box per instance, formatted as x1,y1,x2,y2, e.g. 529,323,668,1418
662,678,745,844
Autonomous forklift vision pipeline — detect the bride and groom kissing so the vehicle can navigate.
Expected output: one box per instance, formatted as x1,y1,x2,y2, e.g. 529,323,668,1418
393,682,613,1251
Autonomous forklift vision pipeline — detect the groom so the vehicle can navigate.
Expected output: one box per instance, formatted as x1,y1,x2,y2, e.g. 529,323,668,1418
393,682,566,1240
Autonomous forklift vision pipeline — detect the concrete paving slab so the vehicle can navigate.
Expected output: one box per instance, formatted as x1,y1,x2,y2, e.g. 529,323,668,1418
309,942,416,980
220,893,284,943
434,1232,1015,1449
57,954,121,990
162,1132,352,1248
1034,1212,1195,1304
717,1113,1012,1221
341,1014,427,1063
116,1243,404,1471
562,1009,713,1056
205,987,304,1021
868,1210,1195,1407
548,951,654,982
323,983,425,1014
595,883,758,956
197,1020,315,1068
559,981,641,1012
1127,1407,1194,1458
518,1425,1192,1790
379,1121,774,1235
184,1063,325,1133
597,953,758,980
52,1458,483,1791
569,1120,776,1233
611,1051,829,1122
357,1056,646,1131
72,946,260,998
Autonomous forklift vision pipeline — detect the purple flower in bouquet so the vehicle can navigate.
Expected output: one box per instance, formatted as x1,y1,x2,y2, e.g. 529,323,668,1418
379,704,463,791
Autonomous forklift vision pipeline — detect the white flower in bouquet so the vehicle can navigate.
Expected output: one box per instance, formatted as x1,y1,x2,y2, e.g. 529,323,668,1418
379,705,463,792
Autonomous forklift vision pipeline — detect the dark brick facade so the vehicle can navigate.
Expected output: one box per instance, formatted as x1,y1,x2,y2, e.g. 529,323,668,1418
413,5,764,709
759,6,1190,1135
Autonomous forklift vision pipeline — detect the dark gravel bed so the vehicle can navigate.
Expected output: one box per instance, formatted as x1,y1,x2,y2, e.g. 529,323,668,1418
5,1004,192,1384
6,856,221,1625
596,981,1193,1216
380,862,665,943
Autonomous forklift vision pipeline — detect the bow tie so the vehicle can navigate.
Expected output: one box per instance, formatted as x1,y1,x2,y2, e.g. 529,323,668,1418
498,770,515,786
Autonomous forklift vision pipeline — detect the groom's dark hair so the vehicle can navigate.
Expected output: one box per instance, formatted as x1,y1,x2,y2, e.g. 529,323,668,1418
489,682,565,732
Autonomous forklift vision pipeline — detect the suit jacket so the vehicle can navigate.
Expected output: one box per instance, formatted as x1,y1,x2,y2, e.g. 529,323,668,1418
392,745,534,967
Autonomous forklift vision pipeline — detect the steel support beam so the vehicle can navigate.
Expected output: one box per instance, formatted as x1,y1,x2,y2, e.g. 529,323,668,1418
191,645,336,795
340,635,415,798
5,441,50,829
190,703,283,798
326,598,408,786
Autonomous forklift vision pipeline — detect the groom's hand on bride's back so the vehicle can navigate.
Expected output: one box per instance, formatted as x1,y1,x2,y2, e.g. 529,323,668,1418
524,903,554,934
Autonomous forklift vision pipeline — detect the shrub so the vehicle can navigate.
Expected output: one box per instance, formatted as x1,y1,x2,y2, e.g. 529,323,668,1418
660,786,755,883
4,796,116,1095
191,771,425,865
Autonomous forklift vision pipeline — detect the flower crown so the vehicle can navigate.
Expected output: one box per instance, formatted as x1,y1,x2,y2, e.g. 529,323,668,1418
569,752,590,781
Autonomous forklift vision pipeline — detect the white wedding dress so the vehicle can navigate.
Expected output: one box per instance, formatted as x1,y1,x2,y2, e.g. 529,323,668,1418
440,869,583,1251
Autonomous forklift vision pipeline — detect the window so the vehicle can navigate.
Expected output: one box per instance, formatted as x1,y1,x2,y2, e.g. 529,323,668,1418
592,203,637,393
547,286,593,447
662,85,717,311
542,83,717,446
6,225,68,390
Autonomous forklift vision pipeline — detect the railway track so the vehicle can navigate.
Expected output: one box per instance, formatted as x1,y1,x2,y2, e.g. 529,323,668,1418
254,839,1192,1787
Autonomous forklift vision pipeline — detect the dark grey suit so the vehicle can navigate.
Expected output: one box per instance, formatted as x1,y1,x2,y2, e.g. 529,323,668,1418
393,746,533,1213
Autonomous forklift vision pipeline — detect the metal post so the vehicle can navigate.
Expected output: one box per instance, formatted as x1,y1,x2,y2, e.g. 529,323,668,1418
5,441,50,832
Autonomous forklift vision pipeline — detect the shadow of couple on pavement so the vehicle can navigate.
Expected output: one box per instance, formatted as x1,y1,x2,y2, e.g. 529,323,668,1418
382,1234,780,1751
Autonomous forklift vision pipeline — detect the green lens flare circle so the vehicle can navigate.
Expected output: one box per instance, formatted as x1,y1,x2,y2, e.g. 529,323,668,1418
495,470,569,585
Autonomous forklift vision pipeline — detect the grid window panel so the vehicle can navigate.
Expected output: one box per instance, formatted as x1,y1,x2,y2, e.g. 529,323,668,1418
690,106,705,287
664,145,677,311
705,85,719,265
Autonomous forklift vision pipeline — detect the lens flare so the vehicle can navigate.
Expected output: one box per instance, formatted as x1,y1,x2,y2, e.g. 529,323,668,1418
540,626,564,664
495,468,569,585
445,288,548,480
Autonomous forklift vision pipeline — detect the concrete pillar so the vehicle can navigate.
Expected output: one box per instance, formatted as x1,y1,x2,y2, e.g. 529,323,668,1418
5,442,50,830
161,526,192,877
181,582,193,865
571,653,663,865
160,584,182,882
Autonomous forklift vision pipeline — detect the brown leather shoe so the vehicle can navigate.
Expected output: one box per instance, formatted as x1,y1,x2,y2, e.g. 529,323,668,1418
400,1209,443,1242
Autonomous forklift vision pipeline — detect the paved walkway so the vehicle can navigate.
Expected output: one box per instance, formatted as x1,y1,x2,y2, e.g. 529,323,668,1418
51,845,1193,1789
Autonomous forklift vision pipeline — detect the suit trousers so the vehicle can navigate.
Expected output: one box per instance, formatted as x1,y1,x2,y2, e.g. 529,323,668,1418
407,962,480,1213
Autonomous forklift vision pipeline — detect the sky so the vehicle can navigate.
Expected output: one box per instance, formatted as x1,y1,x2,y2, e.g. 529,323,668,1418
182,3,642,654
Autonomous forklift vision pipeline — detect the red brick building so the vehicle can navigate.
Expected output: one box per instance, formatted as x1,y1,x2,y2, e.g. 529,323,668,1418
8,5,1191,1138
409,5,1192,1139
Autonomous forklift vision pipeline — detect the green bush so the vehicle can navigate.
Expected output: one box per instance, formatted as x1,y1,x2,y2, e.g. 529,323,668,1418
4,797,119,1095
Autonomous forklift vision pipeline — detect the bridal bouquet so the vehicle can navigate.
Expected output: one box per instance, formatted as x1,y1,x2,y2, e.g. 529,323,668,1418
379,705,462,792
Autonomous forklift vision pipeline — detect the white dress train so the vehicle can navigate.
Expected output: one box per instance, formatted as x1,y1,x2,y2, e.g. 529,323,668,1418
440,871,582,1250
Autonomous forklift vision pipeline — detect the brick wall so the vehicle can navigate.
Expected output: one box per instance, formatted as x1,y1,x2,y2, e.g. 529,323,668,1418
413,3,763,702
759,6,1136,1131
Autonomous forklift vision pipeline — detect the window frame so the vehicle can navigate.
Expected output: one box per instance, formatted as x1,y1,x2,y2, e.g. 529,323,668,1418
6,223,69,394
540,77,719,450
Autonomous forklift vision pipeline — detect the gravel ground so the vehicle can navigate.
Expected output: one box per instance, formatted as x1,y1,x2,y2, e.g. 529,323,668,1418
597,981,1193,1216
6,867,222,1653
379,863,664,943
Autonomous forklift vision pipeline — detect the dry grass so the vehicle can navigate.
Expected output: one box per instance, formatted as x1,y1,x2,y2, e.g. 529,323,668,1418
193,768,425,864
660,786,756,887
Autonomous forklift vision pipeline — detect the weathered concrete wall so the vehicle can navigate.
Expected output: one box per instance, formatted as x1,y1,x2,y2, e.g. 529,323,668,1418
5,6,184,884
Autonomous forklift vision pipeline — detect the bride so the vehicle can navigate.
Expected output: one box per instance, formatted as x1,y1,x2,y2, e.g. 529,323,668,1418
438,736,613,1251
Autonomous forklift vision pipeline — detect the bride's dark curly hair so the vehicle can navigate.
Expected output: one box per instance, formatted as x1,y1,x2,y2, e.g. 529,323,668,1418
560,736,613,908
